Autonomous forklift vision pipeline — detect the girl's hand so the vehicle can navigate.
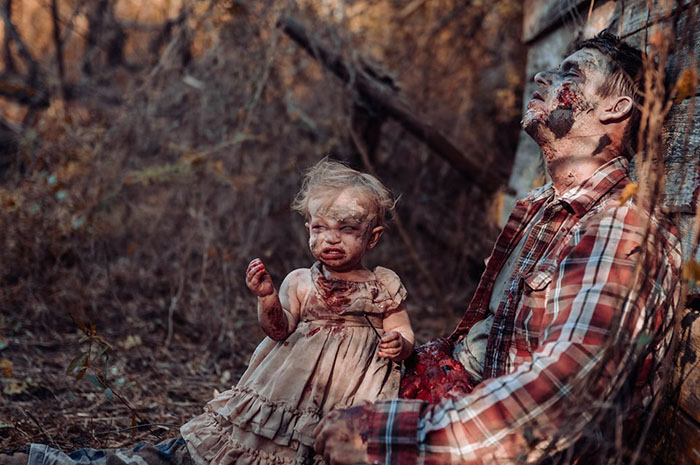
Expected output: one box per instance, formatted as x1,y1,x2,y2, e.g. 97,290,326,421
246,258,275,297
377,330,405,361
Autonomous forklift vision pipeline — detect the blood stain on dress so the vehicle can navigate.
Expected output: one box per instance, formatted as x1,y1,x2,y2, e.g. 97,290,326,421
308,327,321,337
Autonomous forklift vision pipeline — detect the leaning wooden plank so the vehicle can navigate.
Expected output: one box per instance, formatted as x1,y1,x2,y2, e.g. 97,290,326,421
617,0,700,41
524,0,700,44
522,0,588,43
524,0,699,80
664,97,700,215
278,16,506,194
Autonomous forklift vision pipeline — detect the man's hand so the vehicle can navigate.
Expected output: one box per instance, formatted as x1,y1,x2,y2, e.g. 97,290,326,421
314,405,372,465
378,330,408,361
246,258,274,297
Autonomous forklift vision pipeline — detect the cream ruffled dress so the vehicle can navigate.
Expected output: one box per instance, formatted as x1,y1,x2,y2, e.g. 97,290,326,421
181,262,407,465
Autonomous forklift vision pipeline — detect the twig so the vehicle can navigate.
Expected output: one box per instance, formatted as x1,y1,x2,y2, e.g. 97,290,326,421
398,0,425,19
50,0,66,102
21,408,62,453
363,314,382,341
233,16,282,170
0,2,41,82
2,0,15,72
166,269,186,348
96,375,148,426
585,0,596,25
93,423,176,436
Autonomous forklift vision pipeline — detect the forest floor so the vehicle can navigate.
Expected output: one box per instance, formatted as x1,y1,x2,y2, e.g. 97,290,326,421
0,299,460,452
1,315,224,452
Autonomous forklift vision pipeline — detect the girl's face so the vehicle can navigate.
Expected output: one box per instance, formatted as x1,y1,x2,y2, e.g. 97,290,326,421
306,188,383,273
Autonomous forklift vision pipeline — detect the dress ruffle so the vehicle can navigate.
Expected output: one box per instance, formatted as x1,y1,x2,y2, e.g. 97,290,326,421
206,386,321,447
182,412,310,465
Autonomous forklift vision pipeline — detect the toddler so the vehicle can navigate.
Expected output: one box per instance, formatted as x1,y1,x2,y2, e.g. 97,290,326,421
180,159,414,464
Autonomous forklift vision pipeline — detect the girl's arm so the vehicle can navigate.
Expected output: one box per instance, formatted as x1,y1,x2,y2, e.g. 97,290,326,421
378,303,414,362
246,258,304,341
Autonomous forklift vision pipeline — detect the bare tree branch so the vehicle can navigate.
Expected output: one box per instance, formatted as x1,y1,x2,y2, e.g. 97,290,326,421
0,1,49,111
81,0,126,76
279,15,506,194
0,1,41,83
51,0,66,101
2,0,15,72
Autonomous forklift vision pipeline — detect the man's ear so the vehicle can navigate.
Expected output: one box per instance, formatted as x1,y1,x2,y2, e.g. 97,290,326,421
305,222,311,234
600,95,633,123
366,225,384,250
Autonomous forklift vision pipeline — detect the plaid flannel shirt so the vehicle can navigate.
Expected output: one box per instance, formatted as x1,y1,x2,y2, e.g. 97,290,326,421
365,157,682,464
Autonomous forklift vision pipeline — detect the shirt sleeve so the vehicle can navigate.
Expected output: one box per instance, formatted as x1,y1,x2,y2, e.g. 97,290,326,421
365,204,681,465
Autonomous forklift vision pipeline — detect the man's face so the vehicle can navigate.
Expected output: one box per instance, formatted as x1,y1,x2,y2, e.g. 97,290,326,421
522,48,612,145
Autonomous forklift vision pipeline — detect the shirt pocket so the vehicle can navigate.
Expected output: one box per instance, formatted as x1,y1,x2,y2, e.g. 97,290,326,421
516,267,554,351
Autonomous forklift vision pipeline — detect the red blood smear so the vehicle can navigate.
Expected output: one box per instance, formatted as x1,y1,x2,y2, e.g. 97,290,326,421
265,301,289,340
557,85,578,107
400,338,475,404
308,327,321,337
317,274,353,309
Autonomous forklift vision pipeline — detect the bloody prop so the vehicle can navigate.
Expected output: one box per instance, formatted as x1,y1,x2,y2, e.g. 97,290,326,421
400,338,475,403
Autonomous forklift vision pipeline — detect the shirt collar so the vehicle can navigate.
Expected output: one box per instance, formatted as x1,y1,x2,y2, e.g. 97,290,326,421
555,156,629,217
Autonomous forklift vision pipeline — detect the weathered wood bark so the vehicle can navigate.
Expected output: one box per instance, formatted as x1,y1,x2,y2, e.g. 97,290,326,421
279,16,506,194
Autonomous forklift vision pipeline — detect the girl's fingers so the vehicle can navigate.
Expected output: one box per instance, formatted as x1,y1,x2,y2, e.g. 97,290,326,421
378,344,400,353
247,259,265,273
247,269,269,291
379,339,401,348
377,349,398,358
248,266,266,281
380,331,400,343
247,263,265,275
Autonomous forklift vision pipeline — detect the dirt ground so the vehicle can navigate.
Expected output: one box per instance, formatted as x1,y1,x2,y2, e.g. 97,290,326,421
0,294,461,453
1,315,227,451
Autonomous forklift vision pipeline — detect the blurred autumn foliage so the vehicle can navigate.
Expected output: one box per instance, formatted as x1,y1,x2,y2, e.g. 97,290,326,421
0,0,524,448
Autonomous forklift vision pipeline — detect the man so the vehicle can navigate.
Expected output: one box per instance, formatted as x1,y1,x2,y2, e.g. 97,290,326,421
314,32,682,464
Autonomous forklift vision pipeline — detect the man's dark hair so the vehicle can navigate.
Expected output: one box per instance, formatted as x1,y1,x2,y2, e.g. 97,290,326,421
574,31,644,155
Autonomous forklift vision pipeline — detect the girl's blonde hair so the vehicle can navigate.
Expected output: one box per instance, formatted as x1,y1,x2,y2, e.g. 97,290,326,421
292,159,395,227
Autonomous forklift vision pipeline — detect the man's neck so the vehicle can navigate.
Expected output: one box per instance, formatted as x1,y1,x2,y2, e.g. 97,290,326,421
540,139,618,196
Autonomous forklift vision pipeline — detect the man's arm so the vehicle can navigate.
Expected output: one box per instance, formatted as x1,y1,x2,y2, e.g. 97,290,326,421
317,204,681,464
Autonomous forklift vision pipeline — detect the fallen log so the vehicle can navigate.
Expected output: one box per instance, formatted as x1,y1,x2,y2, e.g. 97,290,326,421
278,15,506,194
